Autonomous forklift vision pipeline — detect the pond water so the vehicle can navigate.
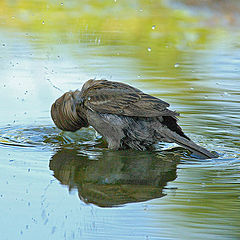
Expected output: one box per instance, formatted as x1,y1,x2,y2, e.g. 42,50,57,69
0,1,240,239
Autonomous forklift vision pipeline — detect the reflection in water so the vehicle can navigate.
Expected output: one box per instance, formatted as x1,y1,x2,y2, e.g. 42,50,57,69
49,148,180,207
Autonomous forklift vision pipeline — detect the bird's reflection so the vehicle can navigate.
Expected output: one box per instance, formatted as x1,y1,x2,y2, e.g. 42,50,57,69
49,148,181,207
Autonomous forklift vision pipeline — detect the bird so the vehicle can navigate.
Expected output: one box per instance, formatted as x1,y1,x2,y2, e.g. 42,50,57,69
51,79,217,159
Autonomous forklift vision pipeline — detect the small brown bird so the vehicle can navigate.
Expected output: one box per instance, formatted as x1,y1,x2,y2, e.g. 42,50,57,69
51,79,217,159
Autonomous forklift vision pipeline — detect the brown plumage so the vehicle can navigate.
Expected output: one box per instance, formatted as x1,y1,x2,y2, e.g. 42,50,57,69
51,79,217,159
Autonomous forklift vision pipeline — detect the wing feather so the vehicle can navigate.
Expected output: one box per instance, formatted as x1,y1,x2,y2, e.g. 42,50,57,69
81,80,178,117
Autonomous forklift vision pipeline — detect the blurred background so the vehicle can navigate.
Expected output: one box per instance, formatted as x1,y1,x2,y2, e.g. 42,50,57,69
0,0,239,239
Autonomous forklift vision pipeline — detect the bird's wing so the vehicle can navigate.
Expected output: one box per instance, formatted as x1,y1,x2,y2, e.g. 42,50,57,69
81,80,178,117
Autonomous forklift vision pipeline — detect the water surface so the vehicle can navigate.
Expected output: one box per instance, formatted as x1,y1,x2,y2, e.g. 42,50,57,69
0,1,240,239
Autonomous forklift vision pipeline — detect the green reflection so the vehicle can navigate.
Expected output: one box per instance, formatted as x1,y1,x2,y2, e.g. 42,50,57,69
152,164,240,239
0,0,215,83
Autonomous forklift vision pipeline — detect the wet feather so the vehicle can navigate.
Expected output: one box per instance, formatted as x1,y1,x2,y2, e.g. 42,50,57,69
51,79,218,159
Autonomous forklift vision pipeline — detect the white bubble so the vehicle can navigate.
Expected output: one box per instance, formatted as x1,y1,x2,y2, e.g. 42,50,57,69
152,25,156,30
147,47,151,52
174,63,179,68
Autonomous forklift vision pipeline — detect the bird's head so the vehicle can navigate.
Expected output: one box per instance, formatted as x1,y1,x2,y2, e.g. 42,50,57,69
51,90,89,132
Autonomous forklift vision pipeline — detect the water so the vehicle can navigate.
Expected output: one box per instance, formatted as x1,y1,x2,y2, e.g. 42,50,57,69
0,1,240,239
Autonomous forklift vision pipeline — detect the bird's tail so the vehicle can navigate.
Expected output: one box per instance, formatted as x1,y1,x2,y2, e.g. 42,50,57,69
155,124,218,159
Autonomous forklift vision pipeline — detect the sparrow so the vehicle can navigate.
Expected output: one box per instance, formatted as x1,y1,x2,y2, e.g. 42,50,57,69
51,79,217,159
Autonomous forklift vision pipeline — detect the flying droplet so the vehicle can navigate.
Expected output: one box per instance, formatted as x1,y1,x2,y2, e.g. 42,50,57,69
174,63,179,68
61,2,63,5
152,25,156,30
147,47,151,52
42,21,45,24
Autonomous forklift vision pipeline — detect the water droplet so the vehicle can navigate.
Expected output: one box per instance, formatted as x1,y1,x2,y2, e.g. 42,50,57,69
51,226,57,234
42,21,45,24
174,63,179,68
2,43,5,47
61,2,63,5
114,0,117,2
147,47,151,52
152,25,156,30
190,87,194,90
139,9,143,12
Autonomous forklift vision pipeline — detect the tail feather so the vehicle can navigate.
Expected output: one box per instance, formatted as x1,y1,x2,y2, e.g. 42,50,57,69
157,126,218,159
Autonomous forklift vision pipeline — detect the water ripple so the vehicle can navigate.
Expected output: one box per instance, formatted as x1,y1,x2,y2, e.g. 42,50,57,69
0,125,99,149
